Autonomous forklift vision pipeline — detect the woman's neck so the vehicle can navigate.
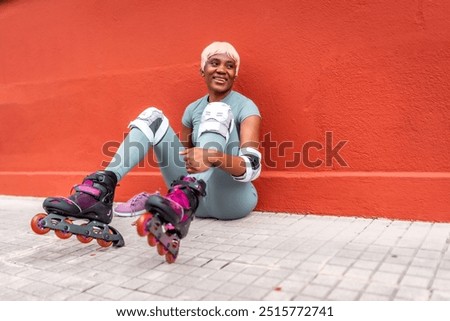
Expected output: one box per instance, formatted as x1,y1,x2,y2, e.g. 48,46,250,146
208,90,232,102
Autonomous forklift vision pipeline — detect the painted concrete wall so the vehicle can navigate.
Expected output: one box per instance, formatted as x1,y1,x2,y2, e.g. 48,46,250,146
1,0,449,221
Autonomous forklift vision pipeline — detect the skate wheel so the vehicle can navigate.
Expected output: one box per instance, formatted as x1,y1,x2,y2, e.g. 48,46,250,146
76,223,93,243
77,234,93,243
165,252,176,264
157,243,168,256
97,228,113,247
136,213,153,237
30,213,50,235
97,238,113,248
147,233,158,247
55,218,73,239
55,229,72,239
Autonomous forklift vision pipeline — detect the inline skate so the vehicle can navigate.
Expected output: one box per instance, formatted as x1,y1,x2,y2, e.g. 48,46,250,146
135,176,206,263
30,170,125,248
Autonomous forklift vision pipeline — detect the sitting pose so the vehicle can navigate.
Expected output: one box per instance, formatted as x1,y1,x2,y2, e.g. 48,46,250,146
31,42,262,263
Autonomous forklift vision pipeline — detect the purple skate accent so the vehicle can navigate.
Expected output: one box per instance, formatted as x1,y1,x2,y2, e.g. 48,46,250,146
49,197,76,206
165,223,175,231
61,196,81,211
167,189,189,212
74,184,101,198
144,175,205,233
67,178,104,211
182,176,196,183
73,193,98,210
166,179,197,222
49,198,66,204
165,176,205,223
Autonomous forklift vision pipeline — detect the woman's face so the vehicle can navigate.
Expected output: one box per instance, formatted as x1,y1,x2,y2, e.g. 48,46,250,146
202,53,237,98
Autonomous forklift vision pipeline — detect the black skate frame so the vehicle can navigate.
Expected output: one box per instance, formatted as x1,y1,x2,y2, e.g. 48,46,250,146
146,213,192,259
41,212,125,247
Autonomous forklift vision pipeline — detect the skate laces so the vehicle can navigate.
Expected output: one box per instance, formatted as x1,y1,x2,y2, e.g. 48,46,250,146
130,192,151,207
70,179,94,195
114,192,150,217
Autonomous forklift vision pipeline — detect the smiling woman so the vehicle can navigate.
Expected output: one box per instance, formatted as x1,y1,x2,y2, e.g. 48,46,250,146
199,42,240,102
202,54,238,101
31,41,262,263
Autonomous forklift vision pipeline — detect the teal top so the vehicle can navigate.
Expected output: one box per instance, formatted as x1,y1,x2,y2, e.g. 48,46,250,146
182,90,261,146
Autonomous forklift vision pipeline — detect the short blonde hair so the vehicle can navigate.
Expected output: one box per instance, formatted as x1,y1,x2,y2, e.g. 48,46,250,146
200,41,240,75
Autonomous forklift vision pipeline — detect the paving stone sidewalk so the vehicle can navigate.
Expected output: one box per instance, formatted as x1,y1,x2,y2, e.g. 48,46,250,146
0,195,449,301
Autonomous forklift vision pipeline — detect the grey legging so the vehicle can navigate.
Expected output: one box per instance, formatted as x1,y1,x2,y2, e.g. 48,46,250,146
106,123,257,220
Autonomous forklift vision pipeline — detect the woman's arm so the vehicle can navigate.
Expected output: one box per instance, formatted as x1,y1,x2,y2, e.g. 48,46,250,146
181,115,261,176
179,124,194,149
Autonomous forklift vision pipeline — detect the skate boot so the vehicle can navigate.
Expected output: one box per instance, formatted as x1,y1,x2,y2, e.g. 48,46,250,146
135,176,206,263
30,170,125,248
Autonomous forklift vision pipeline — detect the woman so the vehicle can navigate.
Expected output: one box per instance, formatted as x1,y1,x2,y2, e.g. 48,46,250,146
33,42,262,262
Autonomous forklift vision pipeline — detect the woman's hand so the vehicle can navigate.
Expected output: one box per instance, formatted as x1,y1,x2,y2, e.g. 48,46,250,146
180,148,217,174
179,115,261,176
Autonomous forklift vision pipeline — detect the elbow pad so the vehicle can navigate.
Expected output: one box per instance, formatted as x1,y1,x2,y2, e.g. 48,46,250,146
233,147,262,183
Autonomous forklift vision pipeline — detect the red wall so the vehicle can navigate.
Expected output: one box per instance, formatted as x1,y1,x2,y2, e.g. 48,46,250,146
1,0,449,221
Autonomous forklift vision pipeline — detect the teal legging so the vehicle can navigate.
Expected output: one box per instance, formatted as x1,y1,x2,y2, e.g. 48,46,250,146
106,124,258,220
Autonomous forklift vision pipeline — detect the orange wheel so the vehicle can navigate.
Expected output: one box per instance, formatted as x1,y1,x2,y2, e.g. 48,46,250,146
97,238,113,248
165,252,176,264
55,218,73,239
77,234,93,243
55,229,72,239
97,228,113,247
136,213,153,237
76,223,93,243
157,243,168,256
30,213,50,235
147,233,158,247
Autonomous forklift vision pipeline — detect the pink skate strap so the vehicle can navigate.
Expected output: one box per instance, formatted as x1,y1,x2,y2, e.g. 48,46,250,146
75,184,101,197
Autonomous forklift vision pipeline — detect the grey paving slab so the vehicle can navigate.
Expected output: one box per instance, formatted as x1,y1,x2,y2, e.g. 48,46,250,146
1,195,449,301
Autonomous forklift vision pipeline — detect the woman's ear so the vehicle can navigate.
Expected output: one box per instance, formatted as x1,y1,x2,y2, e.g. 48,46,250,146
199,68,205,77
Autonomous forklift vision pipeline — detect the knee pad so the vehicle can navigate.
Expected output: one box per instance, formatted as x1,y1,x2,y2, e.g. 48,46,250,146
197,102,234,142
128,107,169,145
233,147,262,182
